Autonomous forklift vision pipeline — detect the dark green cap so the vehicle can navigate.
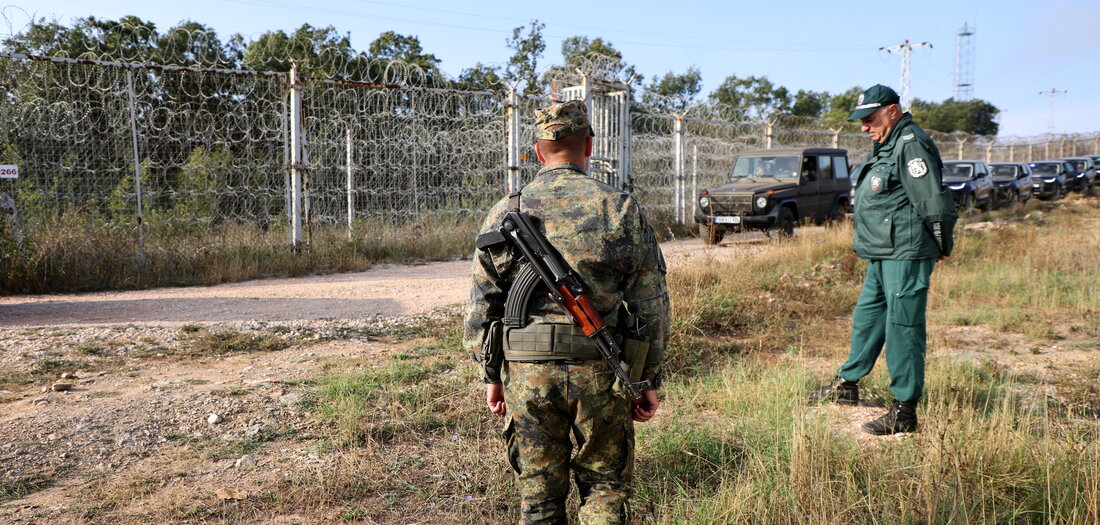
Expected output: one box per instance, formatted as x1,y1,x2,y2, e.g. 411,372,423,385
847,84,901,121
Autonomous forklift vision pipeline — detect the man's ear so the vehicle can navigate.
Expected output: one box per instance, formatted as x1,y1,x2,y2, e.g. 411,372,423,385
535,142,546,163
584,135,593,158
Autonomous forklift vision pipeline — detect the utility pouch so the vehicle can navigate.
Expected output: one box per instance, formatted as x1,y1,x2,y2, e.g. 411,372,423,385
481,321,504,383
612,338,650,396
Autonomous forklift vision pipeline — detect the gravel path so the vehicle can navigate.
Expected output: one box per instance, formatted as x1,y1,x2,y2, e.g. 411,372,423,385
0,236,772,329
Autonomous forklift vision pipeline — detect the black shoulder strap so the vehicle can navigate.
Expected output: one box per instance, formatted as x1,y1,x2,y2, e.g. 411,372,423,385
508,191,522,211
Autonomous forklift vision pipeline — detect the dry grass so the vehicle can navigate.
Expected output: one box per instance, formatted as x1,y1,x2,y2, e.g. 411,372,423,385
24,196,1100,524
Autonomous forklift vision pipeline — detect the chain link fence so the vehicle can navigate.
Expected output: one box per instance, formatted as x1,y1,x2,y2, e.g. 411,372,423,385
1,37,1098,290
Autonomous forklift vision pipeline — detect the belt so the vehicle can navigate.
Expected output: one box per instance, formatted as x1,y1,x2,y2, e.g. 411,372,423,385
504,323,602,361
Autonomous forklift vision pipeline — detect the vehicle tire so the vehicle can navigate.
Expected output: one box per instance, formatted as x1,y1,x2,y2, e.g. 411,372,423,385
959,193,976,215
700,223,723,245
771,207,795,238
1006,190,1019,207
979,193,993,212
1052,184,1063,200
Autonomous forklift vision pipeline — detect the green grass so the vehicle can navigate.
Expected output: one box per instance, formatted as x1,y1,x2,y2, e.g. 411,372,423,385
0,474,56,503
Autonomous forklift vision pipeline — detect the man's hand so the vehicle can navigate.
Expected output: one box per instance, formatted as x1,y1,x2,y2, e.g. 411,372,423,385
938,255,949,262
486,382,506,416
632,389,660,422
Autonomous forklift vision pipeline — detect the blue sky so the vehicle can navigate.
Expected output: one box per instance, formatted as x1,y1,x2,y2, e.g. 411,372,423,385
7,0,1099,137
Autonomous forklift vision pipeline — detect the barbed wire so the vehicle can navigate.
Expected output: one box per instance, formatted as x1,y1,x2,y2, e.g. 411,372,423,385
0,15,1097,255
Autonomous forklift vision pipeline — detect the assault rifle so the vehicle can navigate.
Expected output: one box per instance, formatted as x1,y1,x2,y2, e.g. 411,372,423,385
477,207,651,399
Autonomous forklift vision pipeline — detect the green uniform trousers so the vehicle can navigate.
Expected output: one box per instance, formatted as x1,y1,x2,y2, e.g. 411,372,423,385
837,258,935,403
501,360,634,525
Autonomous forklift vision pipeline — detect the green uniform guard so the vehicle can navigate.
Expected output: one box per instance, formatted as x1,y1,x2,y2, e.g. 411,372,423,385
464,99,670,523
812,85,957,435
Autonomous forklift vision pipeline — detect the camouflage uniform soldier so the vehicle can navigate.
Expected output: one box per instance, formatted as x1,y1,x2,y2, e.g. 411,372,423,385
812,85,957,435
463,100,669,524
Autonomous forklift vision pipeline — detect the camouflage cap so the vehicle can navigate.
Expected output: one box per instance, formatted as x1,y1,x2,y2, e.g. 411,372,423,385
535,100,592,141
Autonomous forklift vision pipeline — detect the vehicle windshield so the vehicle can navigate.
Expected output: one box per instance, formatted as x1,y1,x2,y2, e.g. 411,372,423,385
990,165,1020,179
1030,163,1062,175
944,163,974,179
1068,160,1088,171
731,155,800,179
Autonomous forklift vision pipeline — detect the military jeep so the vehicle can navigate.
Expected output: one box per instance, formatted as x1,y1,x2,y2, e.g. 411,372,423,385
695,148,852,244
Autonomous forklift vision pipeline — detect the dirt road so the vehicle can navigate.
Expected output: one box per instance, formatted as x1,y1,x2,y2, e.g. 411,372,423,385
0,236,771,329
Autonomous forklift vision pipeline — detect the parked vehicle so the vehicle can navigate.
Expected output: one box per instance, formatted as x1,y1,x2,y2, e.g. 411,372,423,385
1062,157,1097,194
988,162,1034,204
942,160,995,213
1028,161,1072,200
696,148,851,243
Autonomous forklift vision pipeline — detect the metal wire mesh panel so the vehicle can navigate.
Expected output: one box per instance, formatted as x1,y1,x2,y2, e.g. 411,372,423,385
0,58,134,218
303,80,505,228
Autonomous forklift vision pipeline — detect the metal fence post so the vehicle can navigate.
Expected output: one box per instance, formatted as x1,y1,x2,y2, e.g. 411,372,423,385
986,142,993,164
832,129,841,149
1009,143,1015,162
506,88,522,195
618,92,632,190
957,139,965,160
125,70,146,266
289,63,304,248
765,121,774,149
691,145,698,222
346,126,354,240
673,118,685,224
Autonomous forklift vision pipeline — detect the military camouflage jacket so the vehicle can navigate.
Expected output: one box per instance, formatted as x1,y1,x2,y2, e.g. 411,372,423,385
854,113,958,260
463,162,670,384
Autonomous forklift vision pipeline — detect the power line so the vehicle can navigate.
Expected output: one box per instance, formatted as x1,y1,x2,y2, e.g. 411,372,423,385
224,0,870,53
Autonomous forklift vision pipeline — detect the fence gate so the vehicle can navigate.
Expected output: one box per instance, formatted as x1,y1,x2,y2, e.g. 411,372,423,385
560,79,633,191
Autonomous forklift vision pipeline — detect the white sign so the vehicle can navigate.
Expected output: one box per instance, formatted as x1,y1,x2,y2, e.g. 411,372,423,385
0,165,17,179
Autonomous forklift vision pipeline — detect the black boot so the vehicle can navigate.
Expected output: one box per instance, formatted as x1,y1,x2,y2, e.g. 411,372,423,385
809,377,859,406
862,400,918,435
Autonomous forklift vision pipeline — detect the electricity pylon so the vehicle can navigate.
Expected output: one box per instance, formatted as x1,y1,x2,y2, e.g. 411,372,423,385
880,39,932,111
1039,88,1066,134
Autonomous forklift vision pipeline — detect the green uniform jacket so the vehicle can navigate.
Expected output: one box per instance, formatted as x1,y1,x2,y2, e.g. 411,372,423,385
463,162,671,384
853,113,958,260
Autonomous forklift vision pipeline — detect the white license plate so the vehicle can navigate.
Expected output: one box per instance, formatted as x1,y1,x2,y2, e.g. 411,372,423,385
714,216,741,224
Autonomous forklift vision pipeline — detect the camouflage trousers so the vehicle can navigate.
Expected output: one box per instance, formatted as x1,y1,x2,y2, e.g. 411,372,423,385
501,359,634,525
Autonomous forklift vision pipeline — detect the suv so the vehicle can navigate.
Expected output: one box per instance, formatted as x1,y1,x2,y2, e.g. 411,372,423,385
1062,157,1097,194
942,160,995,213
988,162,1034,205
1029,160,1072,200
696,148,851,243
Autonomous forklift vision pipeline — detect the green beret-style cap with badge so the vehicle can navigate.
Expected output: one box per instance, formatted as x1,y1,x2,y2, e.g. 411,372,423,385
535,99,593,141
848,84,901,121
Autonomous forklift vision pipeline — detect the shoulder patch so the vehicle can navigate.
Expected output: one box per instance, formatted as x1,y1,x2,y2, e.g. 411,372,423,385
902,133,915,140
907,158,928,178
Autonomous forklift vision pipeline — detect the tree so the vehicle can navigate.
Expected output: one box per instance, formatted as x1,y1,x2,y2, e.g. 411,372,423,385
641,67,702,114
822,86,863,128
541,36,640,92
790,89,829,118
368,31,440,70
456,62,503,91
708,74,790,120
504,20,545,95
910,98,1000,135
243,24,369,79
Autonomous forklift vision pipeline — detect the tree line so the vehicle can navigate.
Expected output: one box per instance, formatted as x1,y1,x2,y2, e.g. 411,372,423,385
3,15,999,134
